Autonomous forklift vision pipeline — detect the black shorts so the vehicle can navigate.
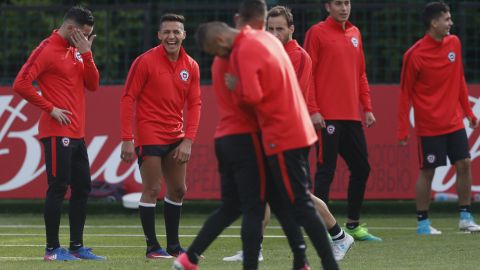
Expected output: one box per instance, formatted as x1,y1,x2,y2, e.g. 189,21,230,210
41,137,91,192
418,128,470,169
215,133,266,210
267,147,311,204
135,140,182,167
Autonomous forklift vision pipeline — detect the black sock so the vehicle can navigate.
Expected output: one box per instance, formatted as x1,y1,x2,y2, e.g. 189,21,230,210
329,223,345,241
293,244,308,270
417,210,428,222
164,198,182,251
69,189,88,251
459,205,471,213
69,241,83,251
187,250,200,265
44,188,65,252
139,203,160,252
346,222,359,230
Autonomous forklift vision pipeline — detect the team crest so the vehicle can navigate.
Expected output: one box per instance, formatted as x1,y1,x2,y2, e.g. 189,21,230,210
61,137,70,147
448,52,456,62
351,37,359,48
426,154,436,164
327,125,336,135
75,51,83,62
224,73,238,91
179,69,189,81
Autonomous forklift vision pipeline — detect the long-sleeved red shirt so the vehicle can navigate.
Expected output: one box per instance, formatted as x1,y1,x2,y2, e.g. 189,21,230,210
230,26,317,155
304,16,372,120
13,31,99,139
398,34,477,139
120,45,201,146
284,39,318,113
211,57,258,138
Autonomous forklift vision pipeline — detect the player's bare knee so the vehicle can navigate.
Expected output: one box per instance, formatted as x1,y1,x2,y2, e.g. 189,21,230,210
169,186,186,201
144,186,161,199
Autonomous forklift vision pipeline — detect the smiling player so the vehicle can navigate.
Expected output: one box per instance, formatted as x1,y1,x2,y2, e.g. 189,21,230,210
120,13,202,258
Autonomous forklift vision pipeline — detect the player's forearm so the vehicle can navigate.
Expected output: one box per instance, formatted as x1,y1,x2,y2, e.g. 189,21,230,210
82,51,100,91
13,79,53,113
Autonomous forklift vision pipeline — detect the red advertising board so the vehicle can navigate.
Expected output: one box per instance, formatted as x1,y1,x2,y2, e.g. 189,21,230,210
1,85,479,199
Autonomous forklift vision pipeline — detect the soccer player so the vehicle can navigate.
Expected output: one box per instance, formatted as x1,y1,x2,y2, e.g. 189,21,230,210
265,5,353,260
174,1,310,270
180,21,339,270
304,0,382,241
12,6,104,261
398,1,480,235
120,14,201,258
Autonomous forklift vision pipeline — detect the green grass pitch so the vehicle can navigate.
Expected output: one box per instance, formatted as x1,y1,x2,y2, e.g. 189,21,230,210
0,213,479,269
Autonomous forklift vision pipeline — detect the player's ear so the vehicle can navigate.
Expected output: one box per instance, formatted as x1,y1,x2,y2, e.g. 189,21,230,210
233,13,240,28
290,24,295,34
216,32,229,48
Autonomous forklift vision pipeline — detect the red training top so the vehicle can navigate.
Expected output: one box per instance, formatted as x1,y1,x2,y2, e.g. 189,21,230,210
304,16,372,120
120,45,202,146
230,26,317,155
211,57,258,138
398,34,477,139
13,31,99,139
284,39,318,113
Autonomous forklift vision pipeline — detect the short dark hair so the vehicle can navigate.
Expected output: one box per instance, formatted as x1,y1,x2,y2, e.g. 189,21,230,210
267,6,294,27
64,6,94,26
160,13,185,25
423,1,450,29
239,0,267,22
195,21,229,52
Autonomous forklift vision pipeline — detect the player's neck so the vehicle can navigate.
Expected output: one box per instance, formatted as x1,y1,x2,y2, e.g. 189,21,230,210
57,26,69,41
427,30,445,42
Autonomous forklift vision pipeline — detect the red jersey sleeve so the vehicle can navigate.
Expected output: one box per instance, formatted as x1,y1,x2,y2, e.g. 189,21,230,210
398,51,419,141
184,62,202,141
81,51,100,92
120,56,148,141
358,34,372,112
12,41,54,113
303,28,321,114
233,47,264,105
456,40,476,122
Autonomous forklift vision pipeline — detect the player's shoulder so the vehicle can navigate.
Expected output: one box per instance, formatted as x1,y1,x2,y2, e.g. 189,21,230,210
445,34,461,46
404,38,424,59
183,50,200,70
134,47,156,64
307,21,325,34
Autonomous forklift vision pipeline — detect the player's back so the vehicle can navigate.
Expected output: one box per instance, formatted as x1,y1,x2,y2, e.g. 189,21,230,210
230,28,317,156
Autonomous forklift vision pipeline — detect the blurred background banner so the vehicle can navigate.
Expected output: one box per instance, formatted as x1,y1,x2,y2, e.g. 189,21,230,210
1,85,479,199
1,1,479,200
1,1,480,85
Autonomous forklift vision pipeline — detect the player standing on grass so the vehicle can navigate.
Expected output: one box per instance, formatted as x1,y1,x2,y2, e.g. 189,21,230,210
265,5,354,260
398,1,480,235
12,6,105,261
120,14,201,258
304,0,382,241
174,1,312,269
176,21,339,270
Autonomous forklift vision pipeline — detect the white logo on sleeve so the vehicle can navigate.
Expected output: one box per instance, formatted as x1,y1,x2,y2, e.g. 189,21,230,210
326,125,336,135
75,51,83,62
448,52,456,62
351,37,359,48
427,154,436,164
179,70,189,81
62,137,70,147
